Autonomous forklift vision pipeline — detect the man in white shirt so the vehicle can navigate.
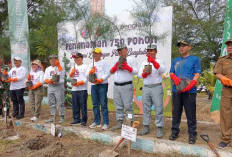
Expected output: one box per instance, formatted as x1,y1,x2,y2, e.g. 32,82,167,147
88,48,110,130
137,44,166,138
44,54,65,124
6,57,27,119
69,52,88,126
110,44,138,131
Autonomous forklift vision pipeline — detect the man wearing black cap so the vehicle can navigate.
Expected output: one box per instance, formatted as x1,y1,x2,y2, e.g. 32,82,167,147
213,38,232,149
110,44,138,131
169,40,201,144
138,44,166,138
44,54,66,124
69,52,88,126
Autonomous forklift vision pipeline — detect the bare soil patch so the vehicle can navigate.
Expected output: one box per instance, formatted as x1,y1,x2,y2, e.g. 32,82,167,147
0,123,196,157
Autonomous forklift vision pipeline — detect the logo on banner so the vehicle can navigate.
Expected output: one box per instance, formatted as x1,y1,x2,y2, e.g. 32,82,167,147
80,28,89,39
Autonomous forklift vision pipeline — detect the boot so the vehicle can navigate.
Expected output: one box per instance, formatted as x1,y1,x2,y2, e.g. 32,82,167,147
58,115,65,124
45,115,54,123
156,127,163,138
111,120,123,132
139,125,150,136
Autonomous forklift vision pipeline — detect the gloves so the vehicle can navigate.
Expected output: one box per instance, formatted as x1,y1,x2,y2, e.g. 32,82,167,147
181,80,197,92
2,70,7,75
27,74,31,81
89,67,96,74
44,79,54,84
141,70,151,78
170,74,181,86
110,62,119,73
29,82,42,90
221,76,232,86
5,78,18,82
69,68,76,77
147,55,160,69
93,78,103,84
121,62,133,73
55,60,63,72
74,80,84,86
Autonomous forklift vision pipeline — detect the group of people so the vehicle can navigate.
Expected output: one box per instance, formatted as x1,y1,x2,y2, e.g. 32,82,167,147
0,38,231,149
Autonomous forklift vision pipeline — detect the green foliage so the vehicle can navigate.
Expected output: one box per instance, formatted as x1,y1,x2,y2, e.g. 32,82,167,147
164,0,226,70
131,0,167,44
81,13,119,47
0,35,10,63
199,63,216,93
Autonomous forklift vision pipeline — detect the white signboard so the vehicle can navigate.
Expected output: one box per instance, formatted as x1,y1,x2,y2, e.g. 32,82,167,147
51,123,56,137
121,124,137,142
58,6,173,99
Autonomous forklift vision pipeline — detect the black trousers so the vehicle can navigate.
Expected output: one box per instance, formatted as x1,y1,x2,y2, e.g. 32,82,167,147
72,90,88,125
10,88,25,117
171,92,197,138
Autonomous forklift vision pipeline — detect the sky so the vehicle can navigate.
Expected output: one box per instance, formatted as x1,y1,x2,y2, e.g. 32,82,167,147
105,0,134,16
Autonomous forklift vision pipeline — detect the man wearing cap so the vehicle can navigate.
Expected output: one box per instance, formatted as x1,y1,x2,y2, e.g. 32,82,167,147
44,54,65,124
110,44,138,131
69,52,88,126
87,48,110,130
5,57,27,119
137,44,166,138
0,56,10,117
213,38,232,149
27,60,44,121
169,40,201,144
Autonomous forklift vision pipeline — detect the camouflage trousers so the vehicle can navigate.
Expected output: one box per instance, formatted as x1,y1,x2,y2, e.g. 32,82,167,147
0,89,10,109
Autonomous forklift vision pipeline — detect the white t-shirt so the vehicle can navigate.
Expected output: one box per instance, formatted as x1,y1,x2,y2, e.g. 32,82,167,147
44,66,65,83
138,59,166,85
30,69,44,85
110,56,138,83
69,64,88,91
87,59,110,85
8,66,27,90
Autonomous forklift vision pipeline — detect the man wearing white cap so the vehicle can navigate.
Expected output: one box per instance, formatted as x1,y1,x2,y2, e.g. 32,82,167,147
110,44,138,131
87,48,110,130
5,57,27,119
138,44,166,138
27,60,44,121
44,54,65,124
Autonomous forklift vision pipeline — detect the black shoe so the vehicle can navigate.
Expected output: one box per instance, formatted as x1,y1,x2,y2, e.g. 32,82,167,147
81,123,86,126
218,141,230,149
169,134,178,141
189,137,196,144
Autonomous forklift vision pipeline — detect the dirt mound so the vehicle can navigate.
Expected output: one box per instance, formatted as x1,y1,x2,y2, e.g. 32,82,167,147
0,129,17,139
44,141,64,157
22,136,50,150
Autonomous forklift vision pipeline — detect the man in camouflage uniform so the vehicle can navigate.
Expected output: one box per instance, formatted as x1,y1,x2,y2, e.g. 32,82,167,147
0,56,10,117
213,38,232,149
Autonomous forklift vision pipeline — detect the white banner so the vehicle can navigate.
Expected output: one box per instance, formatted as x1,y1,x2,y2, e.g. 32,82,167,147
58,6,173,99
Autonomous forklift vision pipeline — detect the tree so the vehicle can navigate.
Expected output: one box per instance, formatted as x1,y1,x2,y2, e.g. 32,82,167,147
130,0,167,45
164,0,226,70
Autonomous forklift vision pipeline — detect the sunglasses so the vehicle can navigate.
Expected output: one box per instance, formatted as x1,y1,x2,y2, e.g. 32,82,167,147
117,49,123,51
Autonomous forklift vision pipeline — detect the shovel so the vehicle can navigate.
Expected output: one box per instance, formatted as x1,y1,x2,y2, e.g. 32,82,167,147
99,121,140,157
200,134,221,157
6,113,19,141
